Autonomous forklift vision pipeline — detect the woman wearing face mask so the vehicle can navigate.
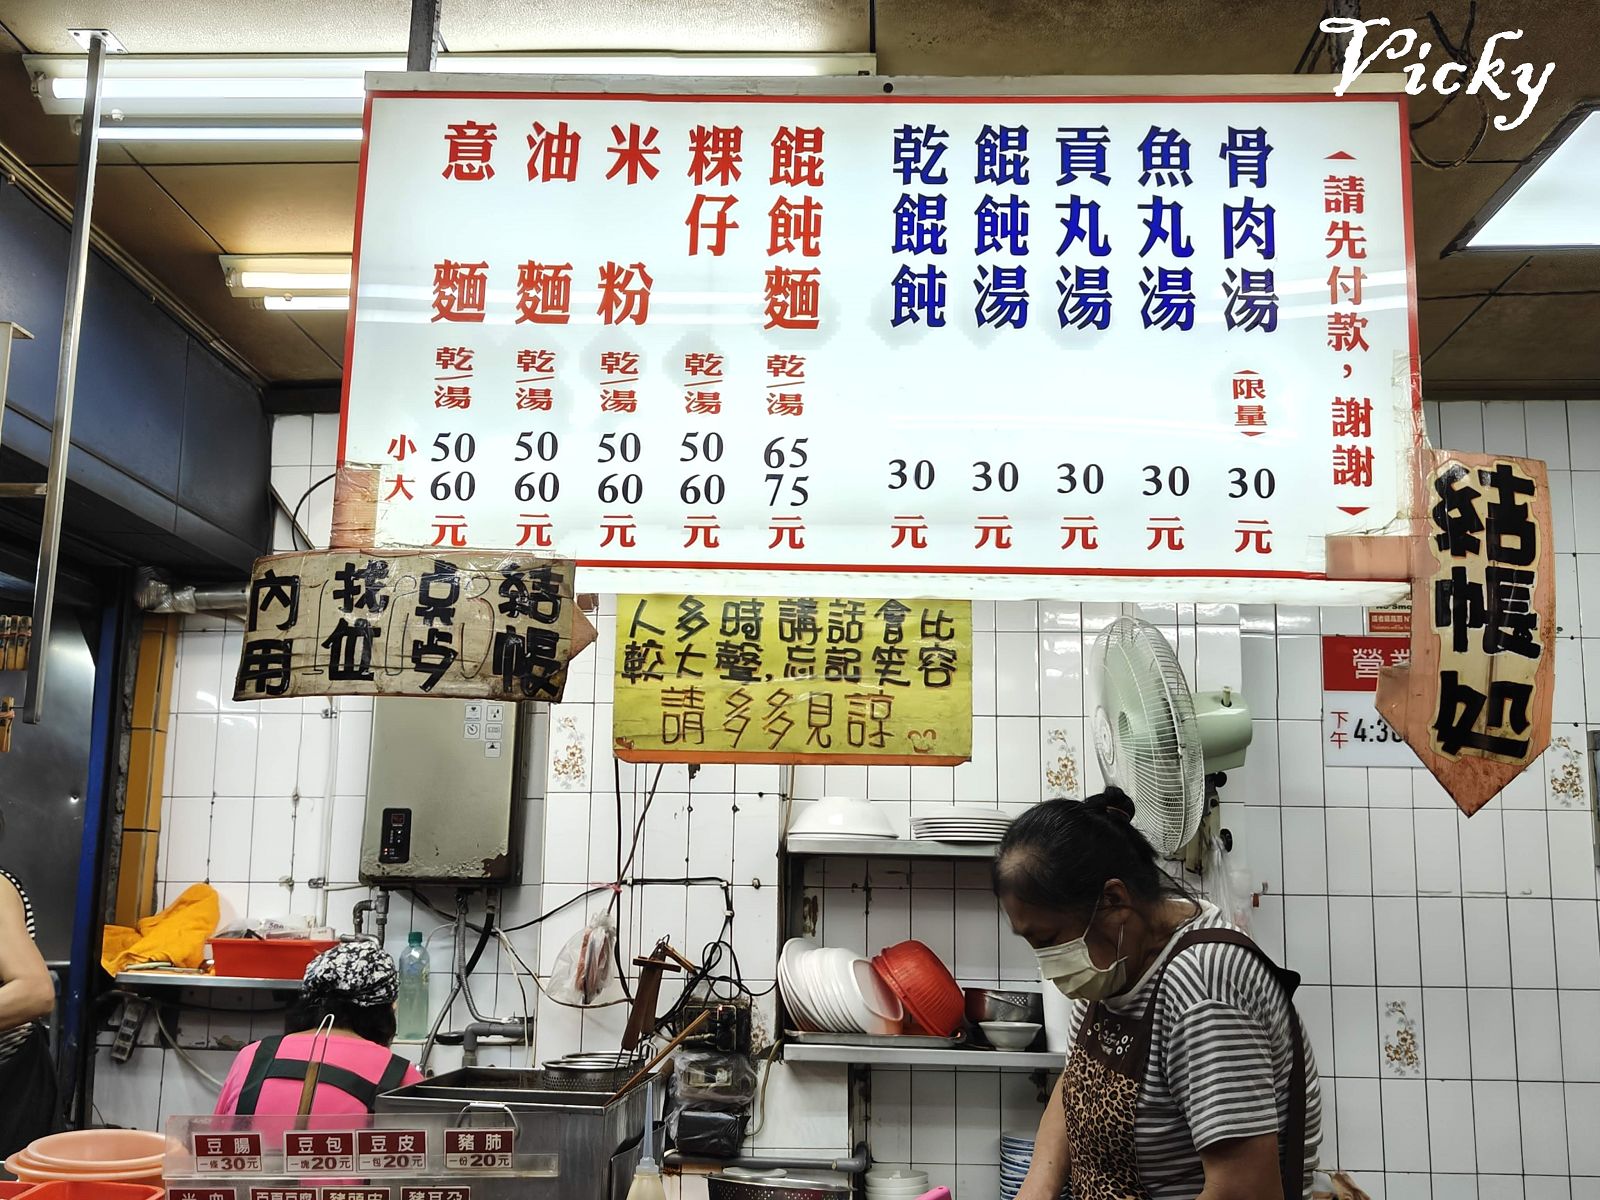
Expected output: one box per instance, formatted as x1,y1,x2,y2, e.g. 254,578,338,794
995,789,1321,1200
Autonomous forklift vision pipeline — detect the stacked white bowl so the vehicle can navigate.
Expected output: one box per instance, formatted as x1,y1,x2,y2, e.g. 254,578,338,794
866,1165,930,1200
779,937,904,1036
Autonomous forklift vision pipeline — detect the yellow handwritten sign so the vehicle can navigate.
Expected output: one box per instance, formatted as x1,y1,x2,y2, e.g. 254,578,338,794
612,595,972,765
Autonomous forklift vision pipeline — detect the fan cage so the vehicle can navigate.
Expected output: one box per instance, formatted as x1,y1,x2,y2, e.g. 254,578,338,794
1093,618,1206,855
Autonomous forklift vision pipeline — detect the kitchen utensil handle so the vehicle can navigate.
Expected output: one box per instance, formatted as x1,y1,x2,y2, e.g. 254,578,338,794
609,1009,713,1101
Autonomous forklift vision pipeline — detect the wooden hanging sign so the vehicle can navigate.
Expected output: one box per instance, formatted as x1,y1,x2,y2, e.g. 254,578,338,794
233,548,592,702
1374,449,1554,816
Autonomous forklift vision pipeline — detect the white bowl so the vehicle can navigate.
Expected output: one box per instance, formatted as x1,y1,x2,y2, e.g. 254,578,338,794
780,938,824,1030
981,1020,1043,1051
789,797,897,839
846,955,904,1035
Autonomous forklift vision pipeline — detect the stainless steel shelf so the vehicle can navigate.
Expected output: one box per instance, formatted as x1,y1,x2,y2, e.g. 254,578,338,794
115,971,301,992
783,1041,1058,1070
783,836,998,859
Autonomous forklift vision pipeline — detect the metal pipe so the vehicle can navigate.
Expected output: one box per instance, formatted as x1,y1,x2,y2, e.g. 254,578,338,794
373,888,390,946
25,34,105,725
407,0,441,71
460,1019,527,1067
133,574,249,616
664,1144,871,1175
314,701,343,927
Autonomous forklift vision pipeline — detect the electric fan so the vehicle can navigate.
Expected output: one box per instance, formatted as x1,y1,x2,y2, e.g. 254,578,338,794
1089,616,1253,857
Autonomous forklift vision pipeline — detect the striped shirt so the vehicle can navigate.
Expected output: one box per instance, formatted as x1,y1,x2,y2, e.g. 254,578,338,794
1065,901,1321,1200
0,867,39,1062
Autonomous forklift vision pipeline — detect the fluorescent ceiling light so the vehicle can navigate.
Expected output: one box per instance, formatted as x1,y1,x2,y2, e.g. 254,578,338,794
98,124,362,142
240,270,353,291
52,76,368,101
1455,106,1600,251
264,295,350,311
26,52,875,120
221,255,352,300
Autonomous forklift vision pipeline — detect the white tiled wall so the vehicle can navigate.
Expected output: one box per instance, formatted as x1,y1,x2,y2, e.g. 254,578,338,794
97,403,1600,1200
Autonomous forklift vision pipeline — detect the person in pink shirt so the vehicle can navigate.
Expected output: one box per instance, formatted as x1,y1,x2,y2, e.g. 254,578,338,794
215,939,423,1116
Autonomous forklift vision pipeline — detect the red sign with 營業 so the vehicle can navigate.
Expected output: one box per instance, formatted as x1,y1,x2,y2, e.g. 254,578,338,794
1322,635,1410,692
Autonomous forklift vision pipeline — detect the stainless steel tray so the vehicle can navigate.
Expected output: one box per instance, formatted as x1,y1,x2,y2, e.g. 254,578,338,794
784,1029,964,1048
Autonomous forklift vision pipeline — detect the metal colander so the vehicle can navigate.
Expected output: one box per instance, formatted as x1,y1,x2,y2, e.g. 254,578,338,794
540,1051,645,1092
707,1176,849,1200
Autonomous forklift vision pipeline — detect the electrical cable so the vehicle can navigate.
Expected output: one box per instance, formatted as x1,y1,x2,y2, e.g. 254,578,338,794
494,927,538,1066
407,883,616,936
288,472,336,550
609,759,633,1002
745,1039,783,1139
1407,2,1491,171
149,1003,224,1088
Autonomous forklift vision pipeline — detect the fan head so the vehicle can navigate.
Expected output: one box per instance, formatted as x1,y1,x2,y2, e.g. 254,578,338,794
1090,617,1206,856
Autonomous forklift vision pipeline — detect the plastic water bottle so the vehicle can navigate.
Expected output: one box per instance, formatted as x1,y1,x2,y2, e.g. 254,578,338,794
397,931,430,1040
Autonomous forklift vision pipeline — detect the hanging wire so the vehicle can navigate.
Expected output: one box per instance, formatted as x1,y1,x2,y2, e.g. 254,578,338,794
1408,2,1492,171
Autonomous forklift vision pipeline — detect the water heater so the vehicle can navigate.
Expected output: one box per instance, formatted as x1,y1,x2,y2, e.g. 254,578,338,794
359,697,523,883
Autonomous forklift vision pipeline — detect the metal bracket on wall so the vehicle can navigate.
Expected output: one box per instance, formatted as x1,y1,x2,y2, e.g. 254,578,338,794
109,993,150,1064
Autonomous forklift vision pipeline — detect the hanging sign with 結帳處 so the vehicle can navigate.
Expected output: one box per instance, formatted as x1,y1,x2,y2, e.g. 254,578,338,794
232,549,588,701
334,76,1419,602
612,594,971,764
1376,451,1555,815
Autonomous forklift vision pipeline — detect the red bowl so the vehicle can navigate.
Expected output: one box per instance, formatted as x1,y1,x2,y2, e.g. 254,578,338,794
872,940,964,1037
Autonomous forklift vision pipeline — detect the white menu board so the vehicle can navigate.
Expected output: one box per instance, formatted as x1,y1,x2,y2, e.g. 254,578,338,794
339,77,1419,601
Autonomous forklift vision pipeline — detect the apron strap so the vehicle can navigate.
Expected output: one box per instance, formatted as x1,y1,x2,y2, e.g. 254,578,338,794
233,1035,287,1117
374,1052,413,1099
234,1037,412,1114
259,1058,383,1109
1156,927,1307,1200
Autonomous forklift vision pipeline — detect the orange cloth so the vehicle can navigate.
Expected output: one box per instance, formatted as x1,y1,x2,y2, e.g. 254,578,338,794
100,882,220,975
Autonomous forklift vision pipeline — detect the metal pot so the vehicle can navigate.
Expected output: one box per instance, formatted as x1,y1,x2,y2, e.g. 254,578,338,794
963,987,1044,1025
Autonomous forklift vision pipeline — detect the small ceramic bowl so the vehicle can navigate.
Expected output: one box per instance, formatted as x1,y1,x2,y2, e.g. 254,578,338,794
980,1020,1043,1051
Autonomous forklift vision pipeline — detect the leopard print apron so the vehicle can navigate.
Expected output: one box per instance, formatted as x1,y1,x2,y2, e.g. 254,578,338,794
1060,927,1307,1200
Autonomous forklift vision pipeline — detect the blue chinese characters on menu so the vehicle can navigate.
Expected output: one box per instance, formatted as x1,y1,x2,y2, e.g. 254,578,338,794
887,122,1284,335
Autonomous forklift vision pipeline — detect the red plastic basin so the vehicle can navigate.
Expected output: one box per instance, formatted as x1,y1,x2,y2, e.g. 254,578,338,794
209,937,337,980
872,940,965,1037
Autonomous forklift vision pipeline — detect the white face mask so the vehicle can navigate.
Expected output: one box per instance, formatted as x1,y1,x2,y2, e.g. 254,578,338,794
1034,900,1127,1001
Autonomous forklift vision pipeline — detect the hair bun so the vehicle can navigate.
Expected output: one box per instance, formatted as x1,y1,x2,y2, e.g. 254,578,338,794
1089,786,1136,822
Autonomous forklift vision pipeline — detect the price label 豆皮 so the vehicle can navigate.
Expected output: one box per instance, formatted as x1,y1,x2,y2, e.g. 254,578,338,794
356,1130,429,1173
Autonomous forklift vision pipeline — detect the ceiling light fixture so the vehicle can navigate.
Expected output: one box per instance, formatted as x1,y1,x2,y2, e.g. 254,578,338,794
26,51,876,130
239,270,354,291
99,123,363,142
1449,103,1600,252
221,255,353,304
263,296,350,312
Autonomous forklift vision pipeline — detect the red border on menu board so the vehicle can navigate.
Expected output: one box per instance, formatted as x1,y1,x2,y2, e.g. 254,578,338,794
337,88,1421,583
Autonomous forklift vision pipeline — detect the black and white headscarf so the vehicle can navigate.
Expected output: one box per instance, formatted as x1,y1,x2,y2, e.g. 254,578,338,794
301,939,399,1008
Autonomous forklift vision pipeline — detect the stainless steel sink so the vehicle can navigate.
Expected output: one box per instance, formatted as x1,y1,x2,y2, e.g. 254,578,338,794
377,1067,658,1200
